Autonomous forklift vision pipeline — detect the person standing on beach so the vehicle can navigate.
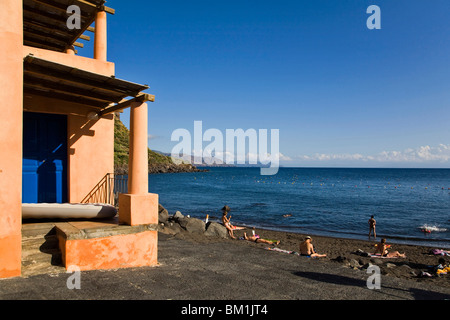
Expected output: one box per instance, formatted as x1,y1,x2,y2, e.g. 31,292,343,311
299,236,326,258
368,215,376,239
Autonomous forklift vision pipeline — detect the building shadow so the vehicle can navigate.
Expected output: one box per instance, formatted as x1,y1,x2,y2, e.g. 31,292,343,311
293,271,450,300
39,229,63,267
293,271,366,287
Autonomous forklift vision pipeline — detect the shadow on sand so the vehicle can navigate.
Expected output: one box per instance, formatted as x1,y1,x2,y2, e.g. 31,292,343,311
293,271,450,300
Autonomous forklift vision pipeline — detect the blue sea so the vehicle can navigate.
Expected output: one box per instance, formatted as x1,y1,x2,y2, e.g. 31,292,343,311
146,167,450,248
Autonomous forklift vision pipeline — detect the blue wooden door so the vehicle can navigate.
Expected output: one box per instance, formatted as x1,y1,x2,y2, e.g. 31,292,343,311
22,112,68,203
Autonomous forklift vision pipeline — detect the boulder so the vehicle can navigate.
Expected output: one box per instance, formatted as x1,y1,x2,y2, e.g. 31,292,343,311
159,221,183,235
158,204,169,223
179,217,206,234
172,211,184,221
205,222,228,238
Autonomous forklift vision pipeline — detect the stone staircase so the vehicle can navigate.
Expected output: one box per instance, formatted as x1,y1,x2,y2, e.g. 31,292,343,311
21,223,66,277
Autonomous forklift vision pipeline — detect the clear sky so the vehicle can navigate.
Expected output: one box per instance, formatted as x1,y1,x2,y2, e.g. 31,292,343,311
80,0,450,168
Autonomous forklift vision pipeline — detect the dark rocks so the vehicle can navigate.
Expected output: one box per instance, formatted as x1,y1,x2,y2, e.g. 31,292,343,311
179,217,206,234
353,249,371,257
157,204,228,238
205,222,228,239
333,256,347,263
114,163,208,175
158,204,169,224
172,211,184,221
148,163,208,174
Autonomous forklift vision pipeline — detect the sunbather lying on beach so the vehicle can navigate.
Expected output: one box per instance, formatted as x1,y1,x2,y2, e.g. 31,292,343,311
221,205,245,239
299,236,327,258
373,238,406,258
243,232,280,245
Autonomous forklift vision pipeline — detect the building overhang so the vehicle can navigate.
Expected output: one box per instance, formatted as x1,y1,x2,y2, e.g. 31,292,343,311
24,55,154,115
24,0,115,53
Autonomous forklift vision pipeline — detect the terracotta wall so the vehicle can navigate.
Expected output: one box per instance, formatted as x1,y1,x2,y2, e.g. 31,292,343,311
22,44,116,205
68,114,115,203
0,0,23,278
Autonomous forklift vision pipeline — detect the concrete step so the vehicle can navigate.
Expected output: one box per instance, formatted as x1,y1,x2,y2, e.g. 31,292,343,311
21,224,66,277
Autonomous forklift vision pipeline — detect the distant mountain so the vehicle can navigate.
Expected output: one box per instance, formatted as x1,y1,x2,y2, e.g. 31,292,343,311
152,151,235,168
114,118,206,174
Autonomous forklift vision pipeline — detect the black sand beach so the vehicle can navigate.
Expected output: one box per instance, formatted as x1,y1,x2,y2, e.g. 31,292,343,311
1,225,449,305
162,225,450,292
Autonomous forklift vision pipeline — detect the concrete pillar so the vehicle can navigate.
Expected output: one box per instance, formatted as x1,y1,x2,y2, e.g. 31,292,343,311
119,103,158,226
94,10,107,61
128,102,149,195
0,0,23,278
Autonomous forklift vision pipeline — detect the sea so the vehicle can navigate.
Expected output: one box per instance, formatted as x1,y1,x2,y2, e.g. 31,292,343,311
145,167,450,249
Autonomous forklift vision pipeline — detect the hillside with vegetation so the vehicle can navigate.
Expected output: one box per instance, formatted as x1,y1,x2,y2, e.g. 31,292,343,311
114,117,205,174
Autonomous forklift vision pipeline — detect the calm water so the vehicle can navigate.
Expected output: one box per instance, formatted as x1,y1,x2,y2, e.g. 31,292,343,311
145,167,450,248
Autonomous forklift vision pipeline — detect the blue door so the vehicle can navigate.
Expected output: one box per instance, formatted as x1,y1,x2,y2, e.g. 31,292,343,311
22,112,68,203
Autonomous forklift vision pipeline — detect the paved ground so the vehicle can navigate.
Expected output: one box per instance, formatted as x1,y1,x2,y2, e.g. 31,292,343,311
1,232,449,315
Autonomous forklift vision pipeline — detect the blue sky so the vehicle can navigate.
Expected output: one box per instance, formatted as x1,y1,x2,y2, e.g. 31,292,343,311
80,0,450,167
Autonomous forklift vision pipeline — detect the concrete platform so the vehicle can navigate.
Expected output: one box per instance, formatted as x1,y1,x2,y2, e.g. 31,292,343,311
21,218,159,276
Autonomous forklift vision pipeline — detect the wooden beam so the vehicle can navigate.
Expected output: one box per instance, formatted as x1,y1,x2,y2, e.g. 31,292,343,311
24,29,70,46
23,60,146,96
24,21,73,40
24,86,108,108
98,93,155,117
24,67,133,97
23,6,68,29
101,5,115,15
75,1,114,15
79,34,91,41
24,39,65,52
30,0,93,18
24,74,123,103
24,81,113,104
75,0,99,8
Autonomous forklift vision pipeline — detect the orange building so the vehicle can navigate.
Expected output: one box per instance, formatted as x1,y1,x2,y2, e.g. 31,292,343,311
0,0,158,278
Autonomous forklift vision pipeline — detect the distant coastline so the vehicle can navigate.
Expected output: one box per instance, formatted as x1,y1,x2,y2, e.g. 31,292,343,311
114,162,207,175
114,116,208,175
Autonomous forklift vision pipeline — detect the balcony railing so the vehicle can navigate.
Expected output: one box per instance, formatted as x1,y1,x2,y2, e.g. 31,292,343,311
81,173,128,207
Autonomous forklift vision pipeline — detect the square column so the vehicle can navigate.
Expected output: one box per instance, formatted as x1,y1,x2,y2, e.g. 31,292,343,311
119,102,158,226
